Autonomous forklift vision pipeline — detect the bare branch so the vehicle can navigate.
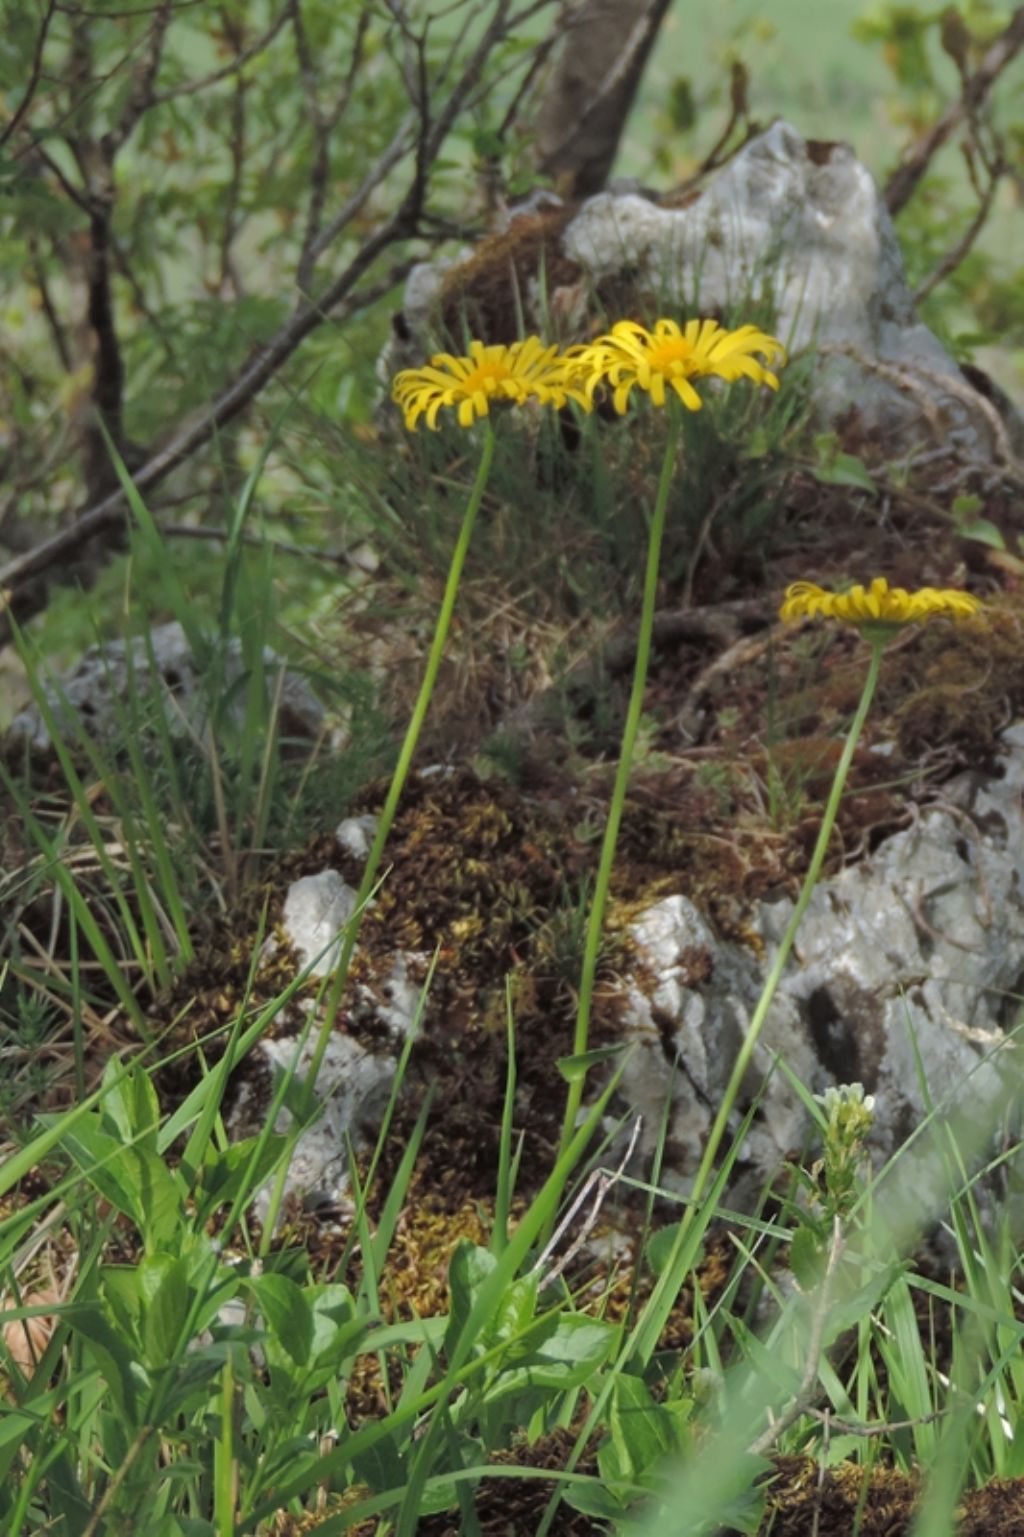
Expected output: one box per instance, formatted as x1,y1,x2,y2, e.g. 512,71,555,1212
216,12,250,299
28,242,74,372
157,522,369,569
295,2,373,291
0,0,566,635
300,116,416,279
101,0,173,156
0,256,416,629
885,6,1024,216
150,4,292,105
913,160,1003,304
0,0,59,151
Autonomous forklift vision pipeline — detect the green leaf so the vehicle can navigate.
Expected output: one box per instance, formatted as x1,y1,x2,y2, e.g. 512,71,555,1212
606,1371,689,1482
444,1242,497,1358
564,1477,631,1519
482,1313,619,1401
480,1273,544,1360
789,1223,829,1291
53,1115,183,1248
101,1059,161,1150
138,1253,192,1368
556,1043,626,1084
811,453,876,491
64,1300,144,1421
951,493,984,520
193,1135,290,1222
245,1273,314,1366
956,519,1005,550
645,1222,704,1278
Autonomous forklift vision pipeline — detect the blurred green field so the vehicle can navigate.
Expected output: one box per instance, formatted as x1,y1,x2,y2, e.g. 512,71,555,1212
626,0,1022,394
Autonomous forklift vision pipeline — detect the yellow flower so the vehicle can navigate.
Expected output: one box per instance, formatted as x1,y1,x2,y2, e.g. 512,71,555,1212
780,577,980,630
391,336,589,431
565,317,786,414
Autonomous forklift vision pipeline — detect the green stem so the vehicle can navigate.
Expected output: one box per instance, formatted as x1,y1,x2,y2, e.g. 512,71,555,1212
301,426,496,1096
684,635,887,1224
557,407,683,1163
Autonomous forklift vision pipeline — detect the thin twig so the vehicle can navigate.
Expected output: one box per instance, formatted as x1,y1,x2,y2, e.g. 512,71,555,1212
807,1404,949,1438
0,0,59,151
102,0,173,155
746,1217,844,1459
885,7,1024,216
150,4,292,104
0,259,414,625
913,161,1002,304
532,1116,643,1289
157,521,369,569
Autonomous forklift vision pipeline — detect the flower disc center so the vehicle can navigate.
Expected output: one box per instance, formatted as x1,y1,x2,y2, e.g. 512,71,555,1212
463,361,511,393
647,337,697,374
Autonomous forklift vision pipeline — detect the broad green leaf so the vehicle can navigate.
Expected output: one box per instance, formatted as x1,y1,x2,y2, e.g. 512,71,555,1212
63,1301,143,1421
957,518,1005,550
480,1273,542,1357
244,1273,314,1367
139,1253,193,1367
444,1242,497,1358
193,1135,289,1222
606,1372,688,1483
789,1223,829,1291
101,1060,161,1150
645,1222,704,1277
482,1313,619,1401
54,1117,182,1247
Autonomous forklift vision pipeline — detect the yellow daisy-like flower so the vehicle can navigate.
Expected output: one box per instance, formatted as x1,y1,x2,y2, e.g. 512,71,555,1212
565,317,786,414
391,336,589,431
780,577,980,631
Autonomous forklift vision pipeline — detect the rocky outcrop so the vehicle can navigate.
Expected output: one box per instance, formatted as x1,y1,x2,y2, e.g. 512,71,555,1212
9,620,324,751
387,121,1024,462
241,720,1024,1226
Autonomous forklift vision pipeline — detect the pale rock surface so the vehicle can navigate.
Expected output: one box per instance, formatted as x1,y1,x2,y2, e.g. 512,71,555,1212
280,869,358,977
9,620,323,750
241,725,1024,1225
335,813,379,862
231,1026,401,1226
560,121,1015,452
388,121,1022,457
242,867,424,1225
616,721,1024,1216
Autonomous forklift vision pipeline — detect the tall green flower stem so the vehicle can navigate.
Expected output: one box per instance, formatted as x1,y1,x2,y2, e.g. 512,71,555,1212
294,425,496,1110
685,634,886,1218
623,632,889,1367
557,406,684,1164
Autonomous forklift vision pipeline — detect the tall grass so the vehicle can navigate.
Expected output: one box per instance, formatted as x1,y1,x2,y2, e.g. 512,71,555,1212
2,344,1021,1537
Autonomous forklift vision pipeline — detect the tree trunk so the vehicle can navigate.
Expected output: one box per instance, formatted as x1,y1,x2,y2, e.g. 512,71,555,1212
532,0,674,198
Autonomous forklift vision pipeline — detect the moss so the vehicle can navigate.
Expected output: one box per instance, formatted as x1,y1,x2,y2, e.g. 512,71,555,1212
438,206,581,344
891,607,1024,764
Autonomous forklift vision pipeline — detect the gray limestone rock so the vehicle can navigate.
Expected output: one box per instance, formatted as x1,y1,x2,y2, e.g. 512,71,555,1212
387,121,1022,459
560,121,1021,454
230,1025,401,1227
236,722,1024,1228
8,620,324,751
615,721,1024,1214
280,869,358,978
239,865,426,1225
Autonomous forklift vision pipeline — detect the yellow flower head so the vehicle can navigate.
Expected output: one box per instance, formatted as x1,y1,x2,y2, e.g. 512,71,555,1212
391,336,589,431
565,317,786,414
780,577,980,633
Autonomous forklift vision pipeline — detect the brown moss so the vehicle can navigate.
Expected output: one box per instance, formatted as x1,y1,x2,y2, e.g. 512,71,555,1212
892,607,1024,764
438,206,582,344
